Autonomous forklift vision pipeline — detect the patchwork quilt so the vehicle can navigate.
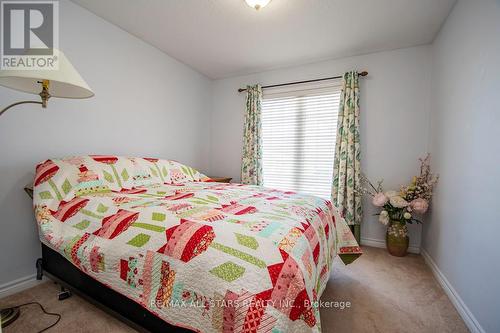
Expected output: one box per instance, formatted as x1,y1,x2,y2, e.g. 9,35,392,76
33,156,361,333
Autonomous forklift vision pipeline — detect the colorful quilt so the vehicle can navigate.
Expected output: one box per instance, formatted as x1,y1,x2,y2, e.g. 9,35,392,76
33,156,361,333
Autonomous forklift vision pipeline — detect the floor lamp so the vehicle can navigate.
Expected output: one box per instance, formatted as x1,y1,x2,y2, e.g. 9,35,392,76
0,49,94,329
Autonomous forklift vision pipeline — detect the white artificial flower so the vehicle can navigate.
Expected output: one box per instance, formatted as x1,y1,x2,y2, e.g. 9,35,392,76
379,210,390,226
404,212,412,220
389,195,409,208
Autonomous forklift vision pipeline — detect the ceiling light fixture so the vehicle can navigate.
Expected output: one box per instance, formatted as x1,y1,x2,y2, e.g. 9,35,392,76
245,0,271,10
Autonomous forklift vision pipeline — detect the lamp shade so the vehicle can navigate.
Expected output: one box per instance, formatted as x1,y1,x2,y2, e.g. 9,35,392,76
0,49,94,99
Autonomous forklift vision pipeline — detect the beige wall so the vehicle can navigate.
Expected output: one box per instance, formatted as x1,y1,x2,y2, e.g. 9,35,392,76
0,0,212,288
210,45,433,251
423,0,500,332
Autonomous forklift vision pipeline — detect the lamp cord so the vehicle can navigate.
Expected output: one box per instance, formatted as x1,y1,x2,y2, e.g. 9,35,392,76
0,100,42,117
6,301,61,332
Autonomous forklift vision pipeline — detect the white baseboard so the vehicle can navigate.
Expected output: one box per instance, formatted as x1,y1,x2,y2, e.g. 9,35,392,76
421,249,485,333
0,274,45,299
360,237,420,254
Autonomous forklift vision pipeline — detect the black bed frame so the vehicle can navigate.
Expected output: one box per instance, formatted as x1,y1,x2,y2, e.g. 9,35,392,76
38,244,192,333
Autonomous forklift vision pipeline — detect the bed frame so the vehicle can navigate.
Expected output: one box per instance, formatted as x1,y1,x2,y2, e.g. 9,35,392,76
38,244,192,332
38,238,358,331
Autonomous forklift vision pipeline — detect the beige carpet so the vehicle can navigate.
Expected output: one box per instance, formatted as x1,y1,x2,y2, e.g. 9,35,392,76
1,246,468,333
320,247,468,333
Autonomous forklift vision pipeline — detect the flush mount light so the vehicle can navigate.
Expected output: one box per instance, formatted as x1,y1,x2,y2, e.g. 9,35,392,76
245,0,271,10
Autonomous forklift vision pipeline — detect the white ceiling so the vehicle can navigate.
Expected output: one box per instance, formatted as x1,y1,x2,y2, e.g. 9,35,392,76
71,0,456,79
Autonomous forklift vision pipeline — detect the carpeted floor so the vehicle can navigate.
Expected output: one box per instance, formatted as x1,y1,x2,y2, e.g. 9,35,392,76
1,246,468,333
319,247,468,333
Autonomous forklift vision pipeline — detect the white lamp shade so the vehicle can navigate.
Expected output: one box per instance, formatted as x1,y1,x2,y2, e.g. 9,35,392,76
0,49,94,99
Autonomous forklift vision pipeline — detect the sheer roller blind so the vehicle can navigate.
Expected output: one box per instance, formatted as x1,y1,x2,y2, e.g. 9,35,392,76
261,80,341,199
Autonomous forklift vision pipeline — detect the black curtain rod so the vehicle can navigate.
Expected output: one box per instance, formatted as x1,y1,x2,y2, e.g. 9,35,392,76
237,71,368,93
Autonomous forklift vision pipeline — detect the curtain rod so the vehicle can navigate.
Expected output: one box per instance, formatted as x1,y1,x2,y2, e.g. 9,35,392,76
237,71,368,93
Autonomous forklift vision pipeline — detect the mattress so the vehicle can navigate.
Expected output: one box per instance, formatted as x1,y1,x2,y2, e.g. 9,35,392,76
33,156,361,333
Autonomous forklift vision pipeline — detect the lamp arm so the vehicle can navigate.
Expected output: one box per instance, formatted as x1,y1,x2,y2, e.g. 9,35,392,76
0,100,43,117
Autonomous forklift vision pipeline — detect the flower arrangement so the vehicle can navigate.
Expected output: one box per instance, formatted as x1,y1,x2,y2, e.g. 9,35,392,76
357,154,439,227
357,155,438,256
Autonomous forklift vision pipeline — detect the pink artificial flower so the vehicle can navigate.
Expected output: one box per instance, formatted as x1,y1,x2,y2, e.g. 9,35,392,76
372,192,389,207
410,198,429,214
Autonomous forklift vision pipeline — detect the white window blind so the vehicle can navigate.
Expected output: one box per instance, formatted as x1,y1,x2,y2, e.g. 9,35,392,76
261,80,341,199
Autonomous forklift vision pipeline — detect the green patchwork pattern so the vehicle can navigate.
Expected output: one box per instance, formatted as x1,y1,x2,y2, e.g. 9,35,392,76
210,262,245,282
97,203,109,213
127,233,151,247
152,212,166,222
62,179,72,195
210,242,266,268
80,209,104,220
121,168,130,181
73,220,90,230
103,170,114,183
132,222,165,232
39,191,53,199
235,233,259,250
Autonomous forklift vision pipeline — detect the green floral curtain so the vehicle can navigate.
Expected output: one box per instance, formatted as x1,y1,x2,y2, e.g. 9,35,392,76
332,71,362,225
241,85,263,185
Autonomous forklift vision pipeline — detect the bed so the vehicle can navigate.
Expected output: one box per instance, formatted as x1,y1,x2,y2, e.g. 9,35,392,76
32,155,361,332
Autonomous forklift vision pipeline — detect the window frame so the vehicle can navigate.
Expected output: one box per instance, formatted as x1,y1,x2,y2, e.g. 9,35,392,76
261,79,342,199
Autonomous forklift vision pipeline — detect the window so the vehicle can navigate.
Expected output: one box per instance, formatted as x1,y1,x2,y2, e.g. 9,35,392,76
261,80,341,199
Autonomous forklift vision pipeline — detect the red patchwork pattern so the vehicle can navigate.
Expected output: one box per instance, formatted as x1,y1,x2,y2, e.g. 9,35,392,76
164,191,195,200
120,259,129,280
230,291,255,332
339,246,362,253
265,249,315,324
114,188,147,194
93,209,139,239
222,290,239,332
218,201,257,215
70,233,90,268
158,219,215,262
242,298,265,333
90,246,105,273
50,197,89,222
312,244,320,265
34,160,59,186
90,155,118,165
154,261,176,308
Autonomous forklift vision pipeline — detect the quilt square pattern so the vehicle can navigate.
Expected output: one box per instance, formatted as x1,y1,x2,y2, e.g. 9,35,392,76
33,156,361,332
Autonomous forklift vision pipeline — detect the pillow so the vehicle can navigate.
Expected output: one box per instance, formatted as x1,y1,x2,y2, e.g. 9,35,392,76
161,159,209,184
33,156,208,207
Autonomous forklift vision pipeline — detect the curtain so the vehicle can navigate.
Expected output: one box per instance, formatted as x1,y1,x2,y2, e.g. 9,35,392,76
332,71,362,226
241,85,263,185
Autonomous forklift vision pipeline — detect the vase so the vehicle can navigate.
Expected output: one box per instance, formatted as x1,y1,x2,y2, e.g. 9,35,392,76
386,220,409,257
